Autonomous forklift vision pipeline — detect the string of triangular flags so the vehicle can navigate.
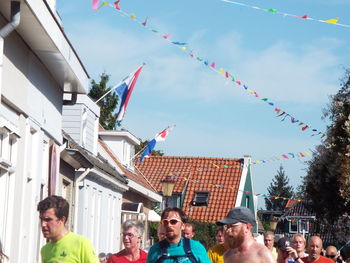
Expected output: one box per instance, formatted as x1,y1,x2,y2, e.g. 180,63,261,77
160,171,300,201
251,150,313,165
94,1,325,137
221,0,350,29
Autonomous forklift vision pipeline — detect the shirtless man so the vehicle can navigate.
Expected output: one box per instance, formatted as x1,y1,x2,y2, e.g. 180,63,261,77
216,207,276,263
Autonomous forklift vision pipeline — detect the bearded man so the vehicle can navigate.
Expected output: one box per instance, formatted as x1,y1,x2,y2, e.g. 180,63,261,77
216,207,276,263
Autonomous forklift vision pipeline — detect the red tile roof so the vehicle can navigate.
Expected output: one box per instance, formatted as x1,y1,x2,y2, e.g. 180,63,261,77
98,139,157,192
136,156,244,222
285,199,298,208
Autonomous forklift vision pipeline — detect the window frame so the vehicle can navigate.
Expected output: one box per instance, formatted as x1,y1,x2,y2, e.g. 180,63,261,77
192,190,210,206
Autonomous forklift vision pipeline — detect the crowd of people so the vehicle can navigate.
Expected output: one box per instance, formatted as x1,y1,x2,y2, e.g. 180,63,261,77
1,195,348,263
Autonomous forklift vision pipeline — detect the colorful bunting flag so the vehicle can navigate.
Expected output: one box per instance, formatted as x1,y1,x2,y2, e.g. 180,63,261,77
222,0,350,28
96,2,326,137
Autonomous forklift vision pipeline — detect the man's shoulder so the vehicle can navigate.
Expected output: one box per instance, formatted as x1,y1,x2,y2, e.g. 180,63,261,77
208,244,224,252
189,239,205,248
66,232,91,243
318,256,335,263
302,256,334,263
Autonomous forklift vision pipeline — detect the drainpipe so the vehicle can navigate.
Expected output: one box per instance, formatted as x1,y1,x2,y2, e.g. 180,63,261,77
73,168,91,232
0,1,21,105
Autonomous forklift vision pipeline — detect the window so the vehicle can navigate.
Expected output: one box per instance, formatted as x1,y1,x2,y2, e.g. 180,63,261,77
192,191,210,206
289,220,298,233
299,219,309,233
245,196,250,208
288,219,310,233
0,127,18,172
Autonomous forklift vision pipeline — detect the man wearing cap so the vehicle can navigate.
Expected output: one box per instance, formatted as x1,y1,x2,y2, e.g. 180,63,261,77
217,207,276,263
276,237,300,263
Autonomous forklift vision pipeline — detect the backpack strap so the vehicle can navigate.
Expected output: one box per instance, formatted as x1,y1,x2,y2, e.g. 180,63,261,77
182,238,198,263
155,240,170,263
155,238,198,263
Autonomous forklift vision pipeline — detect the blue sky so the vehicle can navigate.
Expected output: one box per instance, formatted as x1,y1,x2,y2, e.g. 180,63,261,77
57,0,350,208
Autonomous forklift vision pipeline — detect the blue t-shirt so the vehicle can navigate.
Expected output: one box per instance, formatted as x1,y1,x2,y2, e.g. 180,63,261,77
146,238,210,263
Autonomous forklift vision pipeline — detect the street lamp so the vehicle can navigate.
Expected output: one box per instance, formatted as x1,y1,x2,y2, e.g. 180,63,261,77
161,177,175,208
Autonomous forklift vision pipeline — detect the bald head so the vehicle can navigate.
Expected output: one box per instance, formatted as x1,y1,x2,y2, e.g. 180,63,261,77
307,236,323,261
326,246,338,262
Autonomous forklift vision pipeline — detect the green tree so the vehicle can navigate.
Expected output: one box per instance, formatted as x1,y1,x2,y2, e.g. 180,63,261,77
265,165,294,211
304,70,350,222
88,73,119,130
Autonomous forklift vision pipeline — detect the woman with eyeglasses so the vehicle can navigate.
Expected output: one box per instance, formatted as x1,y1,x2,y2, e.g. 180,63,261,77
108,220,147,263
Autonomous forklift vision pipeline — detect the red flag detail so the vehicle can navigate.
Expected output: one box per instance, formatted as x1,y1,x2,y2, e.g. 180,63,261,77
163,34,171,39
235,81,241,85
282,155,289,159
93,0,99,10
211,62,216,68
141,18,148,26
225,72,229,78
302,125,309,131
114,0,120,10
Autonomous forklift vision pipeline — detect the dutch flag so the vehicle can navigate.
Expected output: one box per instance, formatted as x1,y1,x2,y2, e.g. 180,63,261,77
139,125,175,163
115,64,144,125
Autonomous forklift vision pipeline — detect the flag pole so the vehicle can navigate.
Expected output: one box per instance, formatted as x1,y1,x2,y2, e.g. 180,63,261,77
129,144,148,162
94,63,145,104
127,124,175,164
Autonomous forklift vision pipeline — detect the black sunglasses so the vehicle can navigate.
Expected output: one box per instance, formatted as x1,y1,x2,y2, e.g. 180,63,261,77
326,255,336,258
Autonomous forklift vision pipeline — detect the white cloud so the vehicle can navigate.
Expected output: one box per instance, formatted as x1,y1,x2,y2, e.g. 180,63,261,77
65,19,345,106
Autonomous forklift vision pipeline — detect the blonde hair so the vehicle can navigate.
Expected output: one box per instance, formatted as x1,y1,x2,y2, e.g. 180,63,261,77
292,233,306,245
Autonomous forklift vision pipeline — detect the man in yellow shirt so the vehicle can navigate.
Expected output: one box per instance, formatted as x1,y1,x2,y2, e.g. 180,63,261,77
38,195,99,263
207,228,229,263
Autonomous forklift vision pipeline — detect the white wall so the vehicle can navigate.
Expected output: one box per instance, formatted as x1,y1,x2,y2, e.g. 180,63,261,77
77,177,123,255
62,95,100,155
0,105,51,263
2,30,63,142
99,135,134,166
0,7,67,263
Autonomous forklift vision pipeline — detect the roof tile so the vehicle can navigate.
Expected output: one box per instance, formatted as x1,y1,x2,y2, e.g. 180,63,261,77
136,156,244,222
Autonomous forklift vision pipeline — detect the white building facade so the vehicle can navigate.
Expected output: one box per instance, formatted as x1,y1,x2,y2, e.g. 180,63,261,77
61,95,131,255
0,0,89,262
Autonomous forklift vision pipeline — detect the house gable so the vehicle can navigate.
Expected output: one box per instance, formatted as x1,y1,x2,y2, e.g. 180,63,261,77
137,156,250,222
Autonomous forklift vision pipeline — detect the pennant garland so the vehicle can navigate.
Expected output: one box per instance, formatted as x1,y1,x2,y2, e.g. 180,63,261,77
222,0,350,29
163,172,303,202
251,150,313,164
95,2,325,137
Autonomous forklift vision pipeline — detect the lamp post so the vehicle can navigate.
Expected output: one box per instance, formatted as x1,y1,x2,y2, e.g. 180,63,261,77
161,177,175,208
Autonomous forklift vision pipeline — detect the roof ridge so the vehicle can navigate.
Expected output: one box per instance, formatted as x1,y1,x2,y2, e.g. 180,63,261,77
139,155,243,161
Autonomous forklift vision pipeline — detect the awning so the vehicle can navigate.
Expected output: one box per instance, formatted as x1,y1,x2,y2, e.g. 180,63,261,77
148,210,161,222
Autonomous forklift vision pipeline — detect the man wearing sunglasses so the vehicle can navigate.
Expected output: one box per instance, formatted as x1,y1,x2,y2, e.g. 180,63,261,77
216,207,276,263
325,246,343,263
146,207,210,263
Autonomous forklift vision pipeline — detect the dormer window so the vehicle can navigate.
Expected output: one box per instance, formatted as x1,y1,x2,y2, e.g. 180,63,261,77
192,191,210,206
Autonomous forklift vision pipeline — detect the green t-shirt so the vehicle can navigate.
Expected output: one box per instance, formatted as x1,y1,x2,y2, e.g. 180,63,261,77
41,232,99,263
